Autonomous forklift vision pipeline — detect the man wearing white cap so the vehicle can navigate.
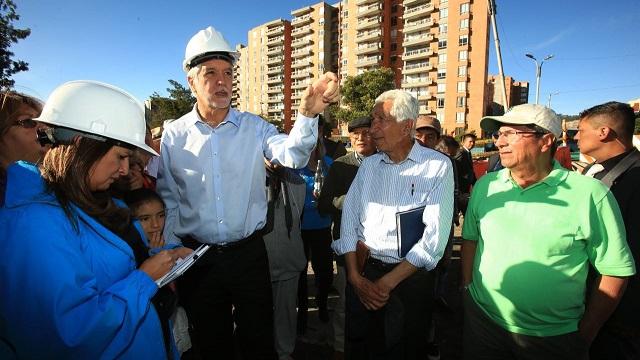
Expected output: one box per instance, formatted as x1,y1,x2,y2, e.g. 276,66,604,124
157,26,340,359
460,104,635,358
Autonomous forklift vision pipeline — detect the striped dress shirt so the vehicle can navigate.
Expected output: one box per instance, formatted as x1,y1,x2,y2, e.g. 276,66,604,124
332,142,454,270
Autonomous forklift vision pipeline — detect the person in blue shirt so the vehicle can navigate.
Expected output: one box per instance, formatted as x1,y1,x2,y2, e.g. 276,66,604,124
156,26,340,359
295,122,334,336
0,80,191,359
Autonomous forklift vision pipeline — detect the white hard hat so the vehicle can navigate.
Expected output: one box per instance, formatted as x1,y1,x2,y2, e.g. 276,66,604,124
35,80,159,156
183,26,239,72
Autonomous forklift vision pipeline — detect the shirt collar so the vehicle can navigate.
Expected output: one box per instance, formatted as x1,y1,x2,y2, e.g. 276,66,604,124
379,140,420,164
188,105,240,129
500,160,568,187
599,148,635,171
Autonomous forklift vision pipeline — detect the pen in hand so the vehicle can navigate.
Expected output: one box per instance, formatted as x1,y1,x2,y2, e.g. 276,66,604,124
411,183,415,196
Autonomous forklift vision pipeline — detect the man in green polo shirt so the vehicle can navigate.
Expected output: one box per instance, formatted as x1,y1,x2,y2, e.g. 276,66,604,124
461,104,636,359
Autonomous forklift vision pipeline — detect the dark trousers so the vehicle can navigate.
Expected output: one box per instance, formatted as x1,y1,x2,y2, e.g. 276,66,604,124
463,290,588,360
345,258,434,360
590,324,640,360
298,228,333,327
178,233,276,360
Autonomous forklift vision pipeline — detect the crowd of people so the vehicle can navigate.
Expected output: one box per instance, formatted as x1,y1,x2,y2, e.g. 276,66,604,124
0,24,638,360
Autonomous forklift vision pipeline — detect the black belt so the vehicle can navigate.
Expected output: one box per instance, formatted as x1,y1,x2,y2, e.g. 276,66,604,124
366,257,400,271
180,231,260,254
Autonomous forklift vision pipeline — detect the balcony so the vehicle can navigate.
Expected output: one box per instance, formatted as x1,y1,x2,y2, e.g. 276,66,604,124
357,3,382,18
403,0,429,6
266,75,284,84
292,47,313,58
292,26,312,38
268,106,284,113
267,95,284,103
266,26,284,36
291,59,311,69
267,86,283,93
404,18,433,34
402,61,432,74
355,42,382,55
356,0,379,5
401,77,431,88
291,70,311,79
356,29,382,42
403,3,434,20
291,6,313,17
402,47,432,61
267,56,284,65
266,66,283,75
356,55,381,67
292,36,313,48
266,46,284,56
403,32,434,47
292,80,309,89
419,105,434,114
292,14,313,26
356,16,381,31
266,36,284,45
292,92,303,100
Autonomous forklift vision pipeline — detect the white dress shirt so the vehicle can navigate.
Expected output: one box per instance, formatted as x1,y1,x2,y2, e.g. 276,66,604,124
332,142,455,270
157,106,318,245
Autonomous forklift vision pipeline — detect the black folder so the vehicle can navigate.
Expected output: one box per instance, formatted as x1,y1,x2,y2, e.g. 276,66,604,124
395,206,426,257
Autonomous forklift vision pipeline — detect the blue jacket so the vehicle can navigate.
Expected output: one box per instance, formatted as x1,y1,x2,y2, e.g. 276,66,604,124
296,155,333,230
0,162,166,359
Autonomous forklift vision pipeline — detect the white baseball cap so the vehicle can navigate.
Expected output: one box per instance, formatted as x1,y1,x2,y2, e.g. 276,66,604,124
481,104,561,138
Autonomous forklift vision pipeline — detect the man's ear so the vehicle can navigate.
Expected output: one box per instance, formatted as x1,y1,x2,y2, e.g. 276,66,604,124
599,126,613,140
187,75,197,95
404,119,415,136
540,133,555,153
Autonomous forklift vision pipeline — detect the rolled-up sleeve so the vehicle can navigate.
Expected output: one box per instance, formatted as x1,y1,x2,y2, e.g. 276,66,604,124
264,114,318,169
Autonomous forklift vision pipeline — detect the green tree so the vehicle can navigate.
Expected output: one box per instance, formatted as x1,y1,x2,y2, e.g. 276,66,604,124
147,80,195,128
0,0,31,89
635,116,640,134
329,67,395,124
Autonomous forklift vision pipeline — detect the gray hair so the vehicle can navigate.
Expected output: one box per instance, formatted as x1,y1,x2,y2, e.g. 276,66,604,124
186,64,202,97
375,89,419,137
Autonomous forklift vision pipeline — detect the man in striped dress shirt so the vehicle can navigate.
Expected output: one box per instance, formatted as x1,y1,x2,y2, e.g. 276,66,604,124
332,89,455,359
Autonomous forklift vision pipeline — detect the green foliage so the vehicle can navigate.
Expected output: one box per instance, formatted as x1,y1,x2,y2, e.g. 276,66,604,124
329,67,395,124
0,0,31,89
147,80,195,128
635,117,640,134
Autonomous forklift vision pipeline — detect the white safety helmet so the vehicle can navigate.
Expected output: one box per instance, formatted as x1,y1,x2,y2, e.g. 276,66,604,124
35,80,159,156
183,26,239,72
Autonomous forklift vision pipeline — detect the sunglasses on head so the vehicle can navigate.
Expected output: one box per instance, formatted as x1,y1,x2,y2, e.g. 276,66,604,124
14,118,39,129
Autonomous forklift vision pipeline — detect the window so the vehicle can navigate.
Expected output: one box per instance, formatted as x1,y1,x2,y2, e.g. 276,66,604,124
319,18,325,25
457,81,467,92
439,8,448,18
437,83,446,93
458,65,467,76
436,112,444,122
456,112,466,123
439,23,448,35
438,53,447,64
456,96,466,107
460,18,469,29
342,59,348,65
460,3,470,14
391,16,398,26
459,50,468,60
438,39,447,49
437,69,446,79
440,0,448,4
390,43,397,51
392,4,398,13
459,35,469,46
437,98,445,108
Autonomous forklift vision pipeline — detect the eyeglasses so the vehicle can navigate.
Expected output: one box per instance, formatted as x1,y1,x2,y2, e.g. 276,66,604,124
13,118,39,129
492,130,545,142
351,131,371,139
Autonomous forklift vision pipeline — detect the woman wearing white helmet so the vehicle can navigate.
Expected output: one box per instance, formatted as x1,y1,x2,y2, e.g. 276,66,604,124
0,81,191,359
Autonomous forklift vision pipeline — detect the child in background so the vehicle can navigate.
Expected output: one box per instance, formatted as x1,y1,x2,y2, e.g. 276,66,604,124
124,188,192,356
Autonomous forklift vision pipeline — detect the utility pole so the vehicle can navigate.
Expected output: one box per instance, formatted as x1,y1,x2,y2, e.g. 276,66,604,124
488,0,508,113
525,53,554,105
546,91,559,108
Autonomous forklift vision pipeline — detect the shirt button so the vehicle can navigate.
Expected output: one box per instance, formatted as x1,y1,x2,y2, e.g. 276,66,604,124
219,220,223,223
214,152,217,156
217,196,221,200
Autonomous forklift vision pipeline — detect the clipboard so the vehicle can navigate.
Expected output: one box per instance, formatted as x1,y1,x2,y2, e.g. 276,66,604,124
155,244,210,287
395,206,426,258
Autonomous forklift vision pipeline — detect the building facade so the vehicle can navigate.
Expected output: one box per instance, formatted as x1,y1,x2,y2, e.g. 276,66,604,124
235,0,489,135
485,75,529,117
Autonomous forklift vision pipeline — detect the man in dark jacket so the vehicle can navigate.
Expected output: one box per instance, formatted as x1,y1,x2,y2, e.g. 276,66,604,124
318,116,376,359
576,101,640,360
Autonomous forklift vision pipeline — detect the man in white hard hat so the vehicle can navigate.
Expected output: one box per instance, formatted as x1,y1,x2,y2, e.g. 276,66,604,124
157,26,340,359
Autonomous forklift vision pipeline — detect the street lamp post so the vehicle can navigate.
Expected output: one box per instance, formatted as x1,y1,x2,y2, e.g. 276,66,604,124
525,53,554,105
547,91,559,108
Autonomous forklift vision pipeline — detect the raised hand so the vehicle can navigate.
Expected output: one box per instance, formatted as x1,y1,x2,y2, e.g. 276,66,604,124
298,72,340,118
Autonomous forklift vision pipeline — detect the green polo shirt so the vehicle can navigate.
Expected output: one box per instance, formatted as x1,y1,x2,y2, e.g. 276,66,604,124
462,162,636,337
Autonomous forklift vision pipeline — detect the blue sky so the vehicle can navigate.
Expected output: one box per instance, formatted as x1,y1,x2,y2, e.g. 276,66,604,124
10,0,640,115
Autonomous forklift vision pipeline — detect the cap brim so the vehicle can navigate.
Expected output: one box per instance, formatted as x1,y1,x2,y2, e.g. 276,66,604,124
480,115,535,135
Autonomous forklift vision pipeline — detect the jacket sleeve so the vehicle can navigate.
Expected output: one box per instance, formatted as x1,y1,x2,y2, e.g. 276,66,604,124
1,207,159,358
156,130,183,246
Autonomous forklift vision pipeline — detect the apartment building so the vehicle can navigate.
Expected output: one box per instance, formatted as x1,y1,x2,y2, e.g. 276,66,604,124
485,75,529,116
235,0,489,135
289,3,339,122
232,44,246,110
338,0,490,135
